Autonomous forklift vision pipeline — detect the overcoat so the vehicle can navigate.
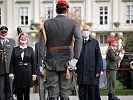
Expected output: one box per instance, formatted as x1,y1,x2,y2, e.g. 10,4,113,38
9,46,36,88
39,15,82,71
0,38,16,75
76,37,103,85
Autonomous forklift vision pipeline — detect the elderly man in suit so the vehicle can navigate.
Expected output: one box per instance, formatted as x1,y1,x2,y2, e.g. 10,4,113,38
39,0,82,100
0,26,16,100
76,25,103,100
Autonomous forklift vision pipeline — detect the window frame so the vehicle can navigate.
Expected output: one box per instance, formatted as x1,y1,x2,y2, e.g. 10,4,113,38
18,6,29,26
70,3,83,20
100,34,108,44
99,5,108,25
126,5,133,24
45,6,53,19
71,6,82,19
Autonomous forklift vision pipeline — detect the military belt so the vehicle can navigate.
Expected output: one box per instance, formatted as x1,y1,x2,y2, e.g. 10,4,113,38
47,45,73,51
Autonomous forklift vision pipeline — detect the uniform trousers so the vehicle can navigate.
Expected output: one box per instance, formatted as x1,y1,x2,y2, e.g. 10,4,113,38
45,70,75,99
16,87,30,100
106,70,117,96
0,74,11,100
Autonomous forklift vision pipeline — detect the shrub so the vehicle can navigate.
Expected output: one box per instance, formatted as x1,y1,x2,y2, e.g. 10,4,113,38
117,36,133,89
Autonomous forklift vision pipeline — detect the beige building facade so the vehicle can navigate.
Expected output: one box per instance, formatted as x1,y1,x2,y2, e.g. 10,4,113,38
0,0,133,57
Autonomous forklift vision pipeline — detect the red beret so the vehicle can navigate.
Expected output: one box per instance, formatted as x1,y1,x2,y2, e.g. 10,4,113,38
57,0,69,8
108,38,116,44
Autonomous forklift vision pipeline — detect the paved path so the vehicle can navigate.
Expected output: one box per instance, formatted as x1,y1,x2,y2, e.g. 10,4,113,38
30,93,133,100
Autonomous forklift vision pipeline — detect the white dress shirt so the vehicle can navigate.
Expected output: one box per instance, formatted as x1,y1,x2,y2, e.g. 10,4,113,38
19,45,27,60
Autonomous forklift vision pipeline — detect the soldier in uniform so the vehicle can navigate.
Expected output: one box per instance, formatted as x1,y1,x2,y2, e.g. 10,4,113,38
39,0,82,100
106,38,123,100
0,26,16,100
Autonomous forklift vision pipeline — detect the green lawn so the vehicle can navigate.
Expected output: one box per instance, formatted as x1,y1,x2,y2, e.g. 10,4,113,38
100,80,133,95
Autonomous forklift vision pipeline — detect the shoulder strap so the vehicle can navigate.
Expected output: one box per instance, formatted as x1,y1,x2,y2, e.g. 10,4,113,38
41,21,47,43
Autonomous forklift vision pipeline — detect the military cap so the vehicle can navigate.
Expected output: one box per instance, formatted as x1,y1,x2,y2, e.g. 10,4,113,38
108,38,116,44
0,26,8,33
57,0,69,8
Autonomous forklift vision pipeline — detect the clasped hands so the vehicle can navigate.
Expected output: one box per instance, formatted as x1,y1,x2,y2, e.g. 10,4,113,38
9,74,37,81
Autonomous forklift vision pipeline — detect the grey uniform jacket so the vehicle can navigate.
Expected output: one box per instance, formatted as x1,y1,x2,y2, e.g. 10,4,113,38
39,15,82,71
0,38,16,75
106,46,121,70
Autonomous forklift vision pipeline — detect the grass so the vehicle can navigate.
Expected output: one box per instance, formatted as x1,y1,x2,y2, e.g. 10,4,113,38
100,80,133,95
70,80,133,96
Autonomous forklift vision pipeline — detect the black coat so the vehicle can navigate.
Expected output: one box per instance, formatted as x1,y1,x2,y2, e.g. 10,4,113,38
76,37,103,85
35,42,46,75
9,46,36,88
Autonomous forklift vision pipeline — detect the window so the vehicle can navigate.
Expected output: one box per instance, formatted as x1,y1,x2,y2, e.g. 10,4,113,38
0,7,1,25
100,35,107,44
126,5,133,24
122,0,133,2
19,7,29,26
71,6,82,18
99,6,108,25
96,0,110,2
15,0,31,3
46,7,53,19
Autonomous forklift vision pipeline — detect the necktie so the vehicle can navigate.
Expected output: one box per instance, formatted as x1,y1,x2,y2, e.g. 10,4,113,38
84,40,87,45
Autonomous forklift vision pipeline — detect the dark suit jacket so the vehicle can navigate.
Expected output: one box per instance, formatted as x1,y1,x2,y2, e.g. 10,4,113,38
0,38,16,75
35,42,46,76
106,46,120,70
39,15,82,71
9,46,36,88
76,37,103,85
